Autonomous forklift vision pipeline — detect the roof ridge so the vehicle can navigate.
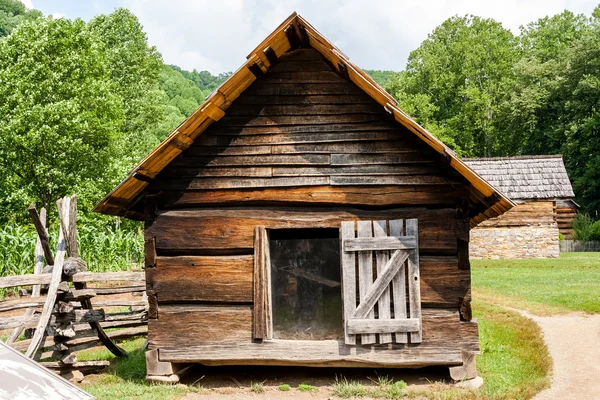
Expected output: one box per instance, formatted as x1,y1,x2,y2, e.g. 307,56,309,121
93,12,514,226
463,154,564,161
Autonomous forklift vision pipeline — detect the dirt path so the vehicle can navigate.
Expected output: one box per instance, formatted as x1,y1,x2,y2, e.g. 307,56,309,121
526,312,600,400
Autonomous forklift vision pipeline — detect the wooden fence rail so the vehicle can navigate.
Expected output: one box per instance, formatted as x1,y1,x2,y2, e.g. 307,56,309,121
559,240,600,252
0,195,148,382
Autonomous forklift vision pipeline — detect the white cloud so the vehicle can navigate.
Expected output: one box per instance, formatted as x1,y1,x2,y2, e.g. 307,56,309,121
122,0,598,73
19,0,34,10
51,12,64,19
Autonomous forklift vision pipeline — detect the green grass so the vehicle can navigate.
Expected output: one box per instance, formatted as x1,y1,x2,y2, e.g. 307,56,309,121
79,302,550,400
333,376,367,398
474,301,551,399
278,383,291,391
298,382,318,392
472,252,600,314
82,338,204,400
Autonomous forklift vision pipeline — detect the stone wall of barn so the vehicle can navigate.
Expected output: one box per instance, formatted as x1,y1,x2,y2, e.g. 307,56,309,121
470,201,560,259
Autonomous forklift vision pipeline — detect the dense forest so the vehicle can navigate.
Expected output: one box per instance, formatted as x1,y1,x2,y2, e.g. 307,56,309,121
0,0,598,272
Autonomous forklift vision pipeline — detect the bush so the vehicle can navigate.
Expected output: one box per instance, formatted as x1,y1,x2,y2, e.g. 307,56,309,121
591,220,600,241
572,213,595,241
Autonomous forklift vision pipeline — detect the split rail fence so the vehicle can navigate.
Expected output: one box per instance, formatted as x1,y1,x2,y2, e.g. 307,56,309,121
0,195,148,381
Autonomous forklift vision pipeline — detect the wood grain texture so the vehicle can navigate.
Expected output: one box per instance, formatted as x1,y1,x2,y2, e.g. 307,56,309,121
389,220,407,343
148,305,253,348
356,221,376,345
146,255,253,303
145,207,461,255
163,186,468,208
373,220,392,344
158,309,479,367
406,219,423,343
340,221,357,345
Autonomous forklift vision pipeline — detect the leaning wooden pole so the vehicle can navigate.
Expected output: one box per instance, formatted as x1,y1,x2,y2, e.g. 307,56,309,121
63,195,127,358
28,204,54,266
25,200,69,358
7,208,48,344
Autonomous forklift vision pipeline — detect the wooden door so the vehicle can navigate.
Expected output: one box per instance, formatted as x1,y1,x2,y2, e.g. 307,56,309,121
340,219,422,345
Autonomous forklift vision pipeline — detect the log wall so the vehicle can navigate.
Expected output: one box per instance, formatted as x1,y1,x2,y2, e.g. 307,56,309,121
143,47,477,368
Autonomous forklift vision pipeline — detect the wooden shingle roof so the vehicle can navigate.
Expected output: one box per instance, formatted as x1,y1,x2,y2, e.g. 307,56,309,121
464,155,575,200
93,12,514,227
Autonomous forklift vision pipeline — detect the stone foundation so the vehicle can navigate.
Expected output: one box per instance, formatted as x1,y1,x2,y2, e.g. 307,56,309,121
470,226,560,259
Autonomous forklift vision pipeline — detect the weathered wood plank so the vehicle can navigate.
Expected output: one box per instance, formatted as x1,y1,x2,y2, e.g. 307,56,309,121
351,250,409,320
25,197,69,358
71,272,145,283
154,176,330,190
0,297,46,312
205,130,400,144
233,94,375,106
389,220,407,343
243,83,364,96
226,103,384,116
163,186,468,208
27,205,54,265
148,305,253,348
270,141,417,154
260,71,347,84
346,318,420,334
356,221,375,345
162,167,273,178
253,227,267,340
7,207,46,344
218,114,384,127
331,153,437,165
272,165,440,176
406,219,422,343
146,208,459,254
146,255,253,303
340,221,357,345
171,154,330,167
185,146,272,156
344,236,417,251
331,176,454,186
0,273,52,289
207,122,396,135
373,220,392,344
159,309,479,366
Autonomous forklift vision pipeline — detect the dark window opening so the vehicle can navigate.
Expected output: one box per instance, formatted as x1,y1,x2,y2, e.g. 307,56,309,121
269,228,343,340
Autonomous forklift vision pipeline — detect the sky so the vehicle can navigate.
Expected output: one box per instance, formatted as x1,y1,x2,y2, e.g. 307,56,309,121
25,0,599,74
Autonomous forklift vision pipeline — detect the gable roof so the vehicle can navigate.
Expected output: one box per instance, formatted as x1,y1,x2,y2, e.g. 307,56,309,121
93,12,514,227
464,155,575,201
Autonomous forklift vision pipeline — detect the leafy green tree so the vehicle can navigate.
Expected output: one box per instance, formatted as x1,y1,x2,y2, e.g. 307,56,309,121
0,0,41,38
365,70,396,87
0,17,123,219
87,9,166,175
386,15,520,156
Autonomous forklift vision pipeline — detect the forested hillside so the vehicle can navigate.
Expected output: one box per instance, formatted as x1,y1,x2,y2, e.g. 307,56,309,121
385,8,600,216
0,0,598,274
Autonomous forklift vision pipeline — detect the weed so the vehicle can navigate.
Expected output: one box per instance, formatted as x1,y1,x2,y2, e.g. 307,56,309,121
298,382,318,392
278,384,291,391
250,381,266,393
333,376,366,398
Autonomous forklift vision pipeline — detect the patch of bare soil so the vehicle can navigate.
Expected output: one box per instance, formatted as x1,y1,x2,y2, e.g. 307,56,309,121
179,365,451,399
527,312,600,400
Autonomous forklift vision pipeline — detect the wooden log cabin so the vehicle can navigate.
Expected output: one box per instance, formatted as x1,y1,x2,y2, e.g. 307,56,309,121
94,13,514,383
465,155,577,258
